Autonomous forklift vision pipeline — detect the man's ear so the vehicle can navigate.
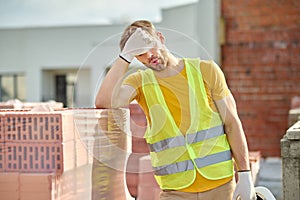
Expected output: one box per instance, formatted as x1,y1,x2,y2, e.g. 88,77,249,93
156,32,165,44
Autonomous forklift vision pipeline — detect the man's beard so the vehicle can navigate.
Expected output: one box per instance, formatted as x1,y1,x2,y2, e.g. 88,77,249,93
145,62,166,72
145,49,168,72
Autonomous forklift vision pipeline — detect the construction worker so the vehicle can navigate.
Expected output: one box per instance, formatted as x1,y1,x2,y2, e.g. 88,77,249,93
95,20,256,200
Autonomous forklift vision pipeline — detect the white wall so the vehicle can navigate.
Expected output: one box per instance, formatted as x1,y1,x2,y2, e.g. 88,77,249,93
159,4,200,59
197,0,221,63
0,25,124,106
0,0,220,107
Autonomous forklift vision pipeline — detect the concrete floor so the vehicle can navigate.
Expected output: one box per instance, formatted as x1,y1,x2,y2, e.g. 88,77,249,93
255,157,283,200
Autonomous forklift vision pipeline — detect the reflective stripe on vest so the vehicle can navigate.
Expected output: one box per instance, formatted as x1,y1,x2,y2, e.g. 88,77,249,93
154,150,231,176
149,125,224,152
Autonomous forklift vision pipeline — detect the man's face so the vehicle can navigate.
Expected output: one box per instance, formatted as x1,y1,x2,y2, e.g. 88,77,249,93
135,47,168,72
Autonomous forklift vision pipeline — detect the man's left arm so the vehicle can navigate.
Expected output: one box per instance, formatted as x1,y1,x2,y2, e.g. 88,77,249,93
215,94,256,200
215,94,249,171
204,60,250,168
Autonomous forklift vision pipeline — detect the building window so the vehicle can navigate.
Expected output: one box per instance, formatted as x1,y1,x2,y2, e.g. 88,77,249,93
0,74,26,102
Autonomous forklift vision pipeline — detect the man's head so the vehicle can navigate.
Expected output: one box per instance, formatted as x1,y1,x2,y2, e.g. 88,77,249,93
119,20,157,52
120,20,170,71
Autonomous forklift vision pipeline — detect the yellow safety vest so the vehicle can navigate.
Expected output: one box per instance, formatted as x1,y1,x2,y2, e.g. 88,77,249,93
141,58,234,190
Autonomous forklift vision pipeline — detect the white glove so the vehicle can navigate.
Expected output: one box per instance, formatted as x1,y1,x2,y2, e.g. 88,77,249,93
233,171,256,200
119,28,160,63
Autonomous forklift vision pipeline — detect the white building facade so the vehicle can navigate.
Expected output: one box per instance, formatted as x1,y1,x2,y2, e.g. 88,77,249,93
0,0,222,107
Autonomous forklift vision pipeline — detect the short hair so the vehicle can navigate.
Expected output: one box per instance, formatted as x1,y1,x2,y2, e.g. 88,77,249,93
119,20,156,51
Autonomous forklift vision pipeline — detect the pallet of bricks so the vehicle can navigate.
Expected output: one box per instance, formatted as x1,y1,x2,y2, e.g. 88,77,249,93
0,109,88,200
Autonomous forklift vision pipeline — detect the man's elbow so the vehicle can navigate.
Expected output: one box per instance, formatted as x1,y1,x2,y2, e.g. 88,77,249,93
95,98,123,109
224,117,243,134
95,98,111,109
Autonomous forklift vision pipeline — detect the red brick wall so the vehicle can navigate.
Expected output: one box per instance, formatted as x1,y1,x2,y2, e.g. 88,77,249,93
221,0,300,156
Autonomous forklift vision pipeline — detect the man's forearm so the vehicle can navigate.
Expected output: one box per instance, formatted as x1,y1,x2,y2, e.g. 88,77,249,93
228,119,256,200
215,95,251,171
95,57,129,108
225,119,251,171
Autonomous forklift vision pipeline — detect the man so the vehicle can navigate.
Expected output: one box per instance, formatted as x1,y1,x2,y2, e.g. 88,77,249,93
95,20,256,200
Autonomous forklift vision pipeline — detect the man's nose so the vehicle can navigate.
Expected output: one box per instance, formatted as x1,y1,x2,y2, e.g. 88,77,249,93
146,51,154,60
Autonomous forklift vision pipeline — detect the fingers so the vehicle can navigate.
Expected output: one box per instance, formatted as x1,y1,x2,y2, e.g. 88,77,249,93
232,191,238,200
121,27,163,62
132,28,152,42
134,28,152,44
129,28,160,49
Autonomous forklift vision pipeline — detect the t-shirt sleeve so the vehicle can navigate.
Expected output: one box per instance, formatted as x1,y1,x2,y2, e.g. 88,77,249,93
200,60,231,101
122,71,143,102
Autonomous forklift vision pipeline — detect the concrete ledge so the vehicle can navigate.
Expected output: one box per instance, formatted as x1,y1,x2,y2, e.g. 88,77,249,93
281,120,300,200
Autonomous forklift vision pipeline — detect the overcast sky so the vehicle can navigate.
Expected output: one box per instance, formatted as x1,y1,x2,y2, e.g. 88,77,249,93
0,0,197,28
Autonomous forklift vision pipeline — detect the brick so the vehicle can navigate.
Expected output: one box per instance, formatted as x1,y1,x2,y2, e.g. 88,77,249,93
71,108,130,140
0,182,18,192
137,155,161,200
60,111,75,142
0,173,20,200
129,103,147,117
20,174,57,193
0,172,19,182
126,153,149,198
137,185,161,200
57,165,92,200
0,173,19,192
0,102,14,109
107,108,130,133
20,173,57,184
62,140,76,172
4,141,75,174
57,171,77,200
21,102,63,110
226,30,300,46
19,174,60,200
0,143,4,172
0,191,19,200
75,136,94,167
3,111,74,143
91,158,131,200
20,192,52,200
129,103,149,156
138,155,160,187
0,114,4,142
132,139,149,153
73,109,100,137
